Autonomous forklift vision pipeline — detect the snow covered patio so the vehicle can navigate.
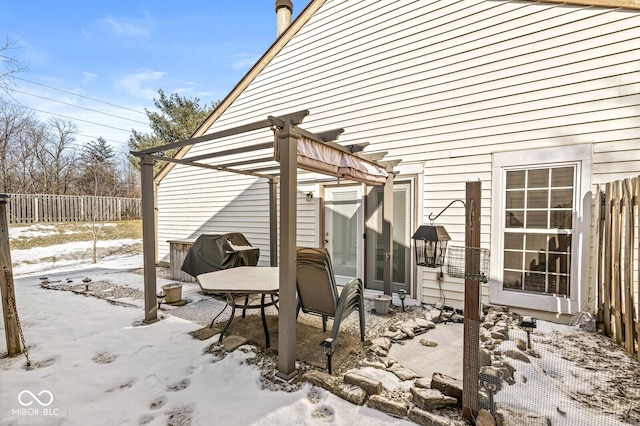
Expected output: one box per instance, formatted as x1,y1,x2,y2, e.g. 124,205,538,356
3,245,639,425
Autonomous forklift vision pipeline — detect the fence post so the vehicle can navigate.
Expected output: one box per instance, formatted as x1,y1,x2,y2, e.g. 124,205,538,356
462,181,481,421
0,194,22,356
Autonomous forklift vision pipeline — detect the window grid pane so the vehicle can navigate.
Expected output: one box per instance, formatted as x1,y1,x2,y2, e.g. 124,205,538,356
503,166,575,297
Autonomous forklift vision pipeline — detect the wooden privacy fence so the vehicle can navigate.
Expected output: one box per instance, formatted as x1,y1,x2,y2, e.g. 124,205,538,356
596,176,639,360
5,193,142,224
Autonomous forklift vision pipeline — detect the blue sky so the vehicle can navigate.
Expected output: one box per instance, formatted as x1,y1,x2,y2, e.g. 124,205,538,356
1,1,311,152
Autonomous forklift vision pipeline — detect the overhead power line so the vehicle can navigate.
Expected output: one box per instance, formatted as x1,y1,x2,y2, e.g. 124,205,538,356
0,98,135,133
11,89,149,125
14,76,147,116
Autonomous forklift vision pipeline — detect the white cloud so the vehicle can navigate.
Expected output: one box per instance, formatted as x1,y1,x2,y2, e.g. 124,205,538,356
102,14,151,38
117,70,165,99
82,72,97,84
228,52,260,71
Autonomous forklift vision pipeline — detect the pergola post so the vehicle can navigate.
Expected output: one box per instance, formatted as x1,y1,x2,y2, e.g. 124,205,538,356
140,156,158,323
276,121,298,380
383,170,394,295
269,179,278,267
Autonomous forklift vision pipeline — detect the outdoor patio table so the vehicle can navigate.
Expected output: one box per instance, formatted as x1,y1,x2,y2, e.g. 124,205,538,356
196,266,279,347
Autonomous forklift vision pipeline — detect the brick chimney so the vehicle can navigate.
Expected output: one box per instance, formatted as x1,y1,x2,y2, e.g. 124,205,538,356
275,0,293,36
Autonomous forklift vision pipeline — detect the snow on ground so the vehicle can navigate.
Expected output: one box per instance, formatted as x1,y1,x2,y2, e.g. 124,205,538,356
0,227,412,426
2,224,639,425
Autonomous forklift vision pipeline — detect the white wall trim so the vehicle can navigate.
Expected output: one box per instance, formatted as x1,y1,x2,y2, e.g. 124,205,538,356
490,144,592,315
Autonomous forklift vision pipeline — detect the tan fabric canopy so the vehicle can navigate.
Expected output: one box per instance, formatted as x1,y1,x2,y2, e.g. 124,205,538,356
274,136,388,186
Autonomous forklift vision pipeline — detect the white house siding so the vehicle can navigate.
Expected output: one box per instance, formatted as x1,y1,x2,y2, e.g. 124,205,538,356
157,0,640,312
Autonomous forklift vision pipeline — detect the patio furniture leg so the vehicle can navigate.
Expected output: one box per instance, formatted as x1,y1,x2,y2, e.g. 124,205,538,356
260,293,270,348
218,293,236,345
209,299,229,328
242,295,249,318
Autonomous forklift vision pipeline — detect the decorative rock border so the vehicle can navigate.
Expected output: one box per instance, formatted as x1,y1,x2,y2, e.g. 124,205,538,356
300,309,468,425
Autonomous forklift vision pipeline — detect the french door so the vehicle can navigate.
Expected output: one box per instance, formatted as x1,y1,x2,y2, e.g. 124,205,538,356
365,183,412,294
323,186,364,285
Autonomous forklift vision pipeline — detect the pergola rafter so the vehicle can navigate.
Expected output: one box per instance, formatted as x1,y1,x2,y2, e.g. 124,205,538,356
130,110,399,379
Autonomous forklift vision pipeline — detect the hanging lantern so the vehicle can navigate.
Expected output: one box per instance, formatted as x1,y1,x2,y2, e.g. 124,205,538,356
412,225,451,268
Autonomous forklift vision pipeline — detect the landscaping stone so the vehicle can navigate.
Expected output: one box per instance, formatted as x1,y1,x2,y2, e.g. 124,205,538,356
414,377,431,389
495,404,550,426
333,382,367,406
343,372,382,395
516,339,527,351
491,328,509,340
301,370,336,392
431,373,463,402
411,387,458,410
360,359,386,370
476,409,496,426
367,395,408,418
388,363,420,381
408,407,462,426
504,349,530,363
491,361,515,385
420,339,438,347
400,326,415,339
382,330,405,340
479,347,492,367
415,318,436,329
369,337,392,354
220,335,247,352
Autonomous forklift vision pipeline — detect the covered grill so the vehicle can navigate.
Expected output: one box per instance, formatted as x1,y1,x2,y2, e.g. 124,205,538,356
180,233,260,278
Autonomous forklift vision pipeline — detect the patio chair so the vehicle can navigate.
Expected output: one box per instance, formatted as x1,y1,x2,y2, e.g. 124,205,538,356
296,247,365,342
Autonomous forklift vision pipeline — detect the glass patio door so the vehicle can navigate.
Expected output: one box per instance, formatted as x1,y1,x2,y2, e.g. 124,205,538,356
365,183,412,294
323,186,364,285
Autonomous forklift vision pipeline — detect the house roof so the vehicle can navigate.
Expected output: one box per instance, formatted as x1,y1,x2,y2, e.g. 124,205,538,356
154,0,639,183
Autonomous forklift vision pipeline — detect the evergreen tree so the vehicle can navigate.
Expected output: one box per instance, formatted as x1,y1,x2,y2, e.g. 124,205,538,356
128,89,217,173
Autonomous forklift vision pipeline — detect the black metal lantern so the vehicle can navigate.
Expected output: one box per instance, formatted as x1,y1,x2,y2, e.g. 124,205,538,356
412,225,451,268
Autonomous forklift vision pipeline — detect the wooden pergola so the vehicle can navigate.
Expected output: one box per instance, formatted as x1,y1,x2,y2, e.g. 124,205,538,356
131,110,399,379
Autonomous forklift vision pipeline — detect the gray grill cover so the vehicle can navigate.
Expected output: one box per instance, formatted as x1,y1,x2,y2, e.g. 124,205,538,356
180,233,260,277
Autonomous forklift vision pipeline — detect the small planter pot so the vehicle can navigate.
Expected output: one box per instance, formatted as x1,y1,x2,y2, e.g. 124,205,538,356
373,294,393,315
161,283,183,304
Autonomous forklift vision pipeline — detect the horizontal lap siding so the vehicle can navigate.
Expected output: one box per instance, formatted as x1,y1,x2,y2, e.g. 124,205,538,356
158,0,639,306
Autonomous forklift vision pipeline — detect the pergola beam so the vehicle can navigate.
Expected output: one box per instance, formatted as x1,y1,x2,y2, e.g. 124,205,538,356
135,119,275,155
180,142,274,163
142,154,277,181
135,109,309,156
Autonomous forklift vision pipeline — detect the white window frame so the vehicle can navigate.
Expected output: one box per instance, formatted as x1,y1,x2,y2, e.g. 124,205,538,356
490,145,592,314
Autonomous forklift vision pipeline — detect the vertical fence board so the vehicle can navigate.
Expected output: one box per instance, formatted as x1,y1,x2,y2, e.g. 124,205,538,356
4,194,141,224
622,179,635,354
612,181,623,345
596,186,605,326
597,177,639,359
604,182,613,337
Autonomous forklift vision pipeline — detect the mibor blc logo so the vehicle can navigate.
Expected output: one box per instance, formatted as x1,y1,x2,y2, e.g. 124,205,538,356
12,390,60,417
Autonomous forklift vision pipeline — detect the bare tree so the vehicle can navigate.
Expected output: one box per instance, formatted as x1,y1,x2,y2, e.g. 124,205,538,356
46,118,77,194
0,36,26,95
0,102,33,192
